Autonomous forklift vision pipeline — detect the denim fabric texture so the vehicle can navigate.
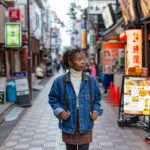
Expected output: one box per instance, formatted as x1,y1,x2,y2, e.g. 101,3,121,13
48,72,103,134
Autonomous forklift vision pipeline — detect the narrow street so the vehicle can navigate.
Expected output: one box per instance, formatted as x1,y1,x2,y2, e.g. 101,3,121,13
0,73,149,150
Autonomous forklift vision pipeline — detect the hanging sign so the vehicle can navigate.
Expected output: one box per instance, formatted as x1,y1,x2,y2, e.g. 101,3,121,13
81,29,87,49
102,4,116,29
5,23,22,48
19,4,27,28
126,29,142,75
124,76,150,115
8,8,20,21
120,0,137,24
138,0,150,20
4,0,15,1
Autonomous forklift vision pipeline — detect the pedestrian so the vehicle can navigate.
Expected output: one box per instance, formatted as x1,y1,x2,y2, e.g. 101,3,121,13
56,59,61,72
89,59,97,77
48,48,103,150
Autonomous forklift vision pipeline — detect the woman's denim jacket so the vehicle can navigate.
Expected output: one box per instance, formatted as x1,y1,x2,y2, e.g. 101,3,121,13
48,72,103,134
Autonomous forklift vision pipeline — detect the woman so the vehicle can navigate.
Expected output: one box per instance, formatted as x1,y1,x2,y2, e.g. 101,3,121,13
89,59,97,77
48,48,103,150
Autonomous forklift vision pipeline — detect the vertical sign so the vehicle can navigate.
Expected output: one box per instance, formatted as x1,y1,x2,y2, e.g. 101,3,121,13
89,30,94,46
5,22,22,48
126,29,142,74
81,29,87,49
19,4,26,28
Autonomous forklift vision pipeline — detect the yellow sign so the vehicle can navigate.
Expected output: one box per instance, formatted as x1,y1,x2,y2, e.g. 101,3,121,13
81,29,87,49
5,23,22,48
124,76,150,115
126,29,142,75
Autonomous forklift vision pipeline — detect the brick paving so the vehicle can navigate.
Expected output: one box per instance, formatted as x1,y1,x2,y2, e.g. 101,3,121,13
0,74,150,150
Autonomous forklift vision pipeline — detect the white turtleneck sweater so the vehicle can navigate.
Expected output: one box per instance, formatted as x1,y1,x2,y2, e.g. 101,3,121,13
70,68,82,108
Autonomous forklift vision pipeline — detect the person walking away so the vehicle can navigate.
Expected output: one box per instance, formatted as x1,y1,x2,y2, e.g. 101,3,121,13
48,48,103,150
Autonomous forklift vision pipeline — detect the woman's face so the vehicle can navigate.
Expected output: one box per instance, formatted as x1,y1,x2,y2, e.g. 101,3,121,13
70,52,86,71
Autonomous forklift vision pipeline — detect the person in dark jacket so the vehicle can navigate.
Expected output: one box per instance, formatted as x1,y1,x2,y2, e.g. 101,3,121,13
48,48,103,150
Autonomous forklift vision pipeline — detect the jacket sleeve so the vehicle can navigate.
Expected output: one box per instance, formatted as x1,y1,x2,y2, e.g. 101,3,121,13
48,79,64,117
93,78,103,116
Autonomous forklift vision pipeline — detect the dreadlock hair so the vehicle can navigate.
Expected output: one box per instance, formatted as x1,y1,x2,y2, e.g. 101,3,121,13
63,48,82,68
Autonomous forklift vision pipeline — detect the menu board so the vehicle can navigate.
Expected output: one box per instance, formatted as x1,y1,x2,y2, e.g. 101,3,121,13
15,77,31,106
124,76,150,115
15,78,29,96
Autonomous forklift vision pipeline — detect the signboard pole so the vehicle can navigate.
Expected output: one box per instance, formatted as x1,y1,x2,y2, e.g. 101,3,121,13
27,0,32,98
118,75,125,128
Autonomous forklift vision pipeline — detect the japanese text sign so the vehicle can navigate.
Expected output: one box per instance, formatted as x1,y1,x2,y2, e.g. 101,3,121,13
126,30,142,74
8,8,20,21
5,23,22,48
124,76,150,115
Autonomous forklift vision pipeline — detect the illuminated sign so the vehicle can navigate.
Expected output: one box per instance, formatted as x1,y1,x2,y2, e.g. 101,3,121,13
5,23,22,48
81,29,87,49
8,8,20,21
124,76,150,115
138,0,150,20
120,0,137,24
126,30,142,74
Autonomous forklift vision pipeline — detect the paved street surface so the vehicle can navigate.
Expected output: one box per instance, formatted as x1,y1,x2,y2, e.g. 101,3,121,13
0,73,150,150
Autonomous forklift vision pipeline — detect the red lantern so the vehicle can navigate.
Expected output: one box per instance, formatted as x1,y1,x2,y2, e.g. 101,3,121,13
120,31,127,41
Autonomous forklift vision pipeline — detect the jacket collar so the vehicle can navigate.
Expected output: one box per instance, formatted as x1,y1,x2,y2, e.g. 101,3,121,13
64,71,88,82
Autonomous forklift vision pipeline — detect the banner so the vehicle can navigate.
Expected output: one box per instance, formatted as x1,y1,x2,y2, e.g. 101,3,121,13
81,29,87,49
124,76,150,115
126,29,142,74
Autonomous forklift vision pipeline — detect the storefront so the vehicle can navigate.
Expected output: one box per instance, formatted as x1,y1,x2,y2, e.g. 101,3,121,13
30,37,40,72
100,40,125,89
118,0,150,126
0,4,7,77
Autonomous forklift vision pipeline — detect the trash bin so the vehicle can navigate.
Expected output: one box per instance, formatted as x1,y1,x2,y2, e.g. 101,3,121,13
6,81,16,102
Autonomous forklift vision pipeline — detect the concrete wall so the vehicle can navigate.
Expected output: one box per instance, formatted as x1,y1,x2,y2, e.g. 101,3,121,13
0,5,6,44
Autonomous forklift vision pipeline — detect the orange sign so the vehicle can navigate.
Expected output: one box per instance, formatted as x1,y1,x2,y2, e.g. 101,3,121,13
81,29,87,49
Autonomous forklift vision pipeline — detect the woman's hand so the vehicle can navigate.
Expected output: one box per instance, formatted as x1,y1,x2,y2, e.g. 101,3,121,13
90,112,97,121
59,111,70,120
